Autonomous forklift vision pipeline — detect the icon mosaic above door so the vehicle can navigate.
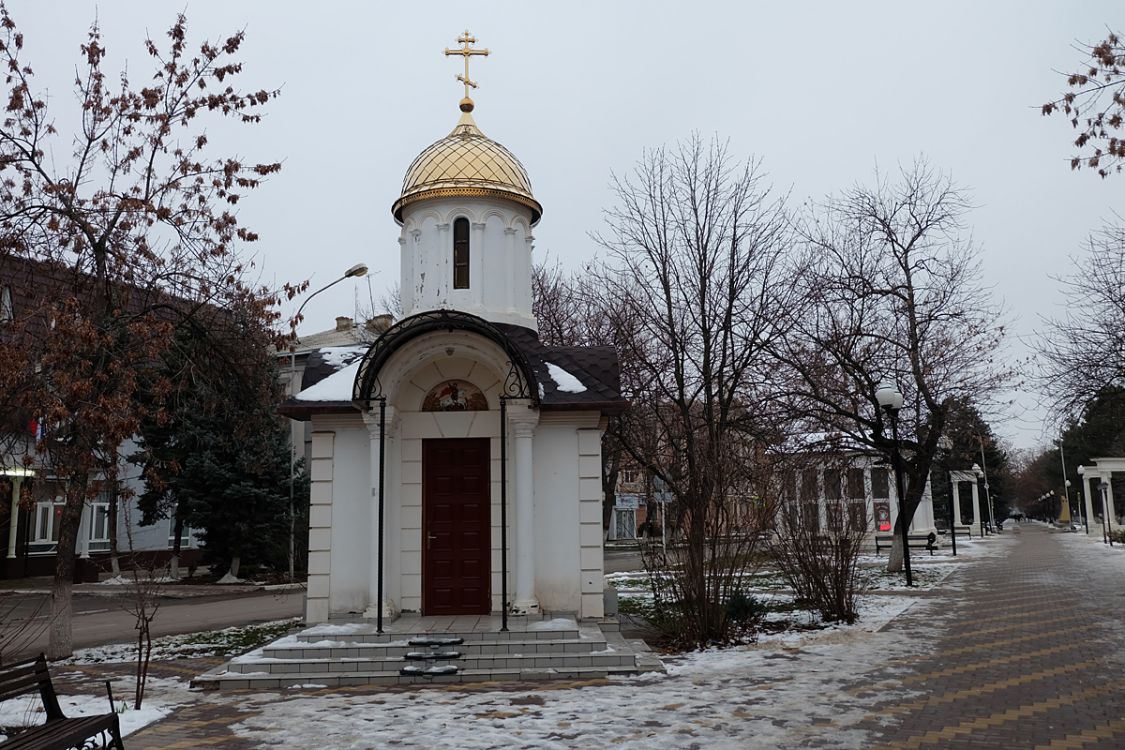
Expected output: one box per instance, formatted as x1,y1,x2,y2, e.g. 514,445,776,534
422,380,488,412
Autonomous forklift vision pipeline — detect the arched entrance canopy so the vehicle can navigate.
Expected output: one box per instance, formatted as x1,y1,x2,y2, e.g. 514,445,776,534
352,309,540,409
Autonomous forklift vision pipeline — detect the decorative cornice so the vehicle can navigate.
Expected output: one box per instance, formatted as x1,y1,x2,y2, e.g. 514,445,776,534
393,187,542,226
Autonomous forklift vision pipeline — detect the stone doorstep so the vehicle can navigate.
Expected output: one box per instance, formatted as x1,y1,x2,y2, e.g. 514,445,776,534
294,628,582,643
222,651,637,674
193,665,632,690
267,638,609,659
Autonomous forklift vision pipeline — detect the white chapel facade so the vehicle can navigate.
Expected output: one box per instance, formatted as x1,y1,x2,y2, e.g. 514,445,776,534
282,33,624,624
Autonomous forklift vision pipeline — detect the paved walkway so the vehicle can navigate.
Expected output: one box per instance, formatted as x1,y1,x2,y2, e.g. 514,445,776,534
98,525,1125,748
856,524,1125,749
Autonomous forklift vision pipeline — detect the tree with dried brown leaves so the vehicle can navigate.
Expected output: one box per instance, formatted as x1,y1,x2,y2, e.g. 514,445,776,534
0,6,291,658
1042,30,1125,177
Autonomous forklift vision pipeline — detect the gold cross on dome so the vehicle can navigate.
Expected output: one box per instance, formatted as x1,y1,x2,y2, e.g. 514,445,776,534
444,30,490,104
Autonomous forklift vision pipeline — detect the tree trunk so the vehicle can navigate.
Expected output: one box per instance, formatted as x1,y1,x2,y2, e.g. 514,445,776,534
48,477,88,659
229,555,240,579
886,535,904,572
170,508,185,580
107,485,120,576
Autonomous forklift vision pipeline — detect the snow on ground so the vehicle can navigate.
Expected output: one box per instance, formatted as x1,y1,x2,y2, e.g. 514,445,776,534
227,591,945,750
0,676,192,741
97,574,179,586
1056,528,1125,573
66,619,300,664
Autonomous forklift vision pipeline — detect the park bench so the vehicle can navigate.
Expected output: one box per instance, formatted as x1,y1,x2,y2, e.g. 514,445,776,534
874,532,938,556
0,653,124,750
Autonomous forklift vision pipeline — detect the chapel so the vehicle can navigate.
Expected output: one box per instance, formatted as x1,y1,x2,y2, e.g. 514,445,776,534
281,33,625,625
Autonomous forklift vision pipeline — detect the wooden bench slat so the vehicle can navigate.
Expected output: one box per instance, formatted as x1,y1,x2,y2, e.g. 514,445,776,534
0,654,123,749
3,714,122,750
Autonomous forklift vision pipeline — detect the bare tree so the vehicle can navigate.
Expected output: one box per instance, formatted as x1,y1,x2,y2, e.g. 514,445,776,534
1037,222,1125,421
592,134,798,645
532,258,630,528
1042,30,1125,177
770,453,869,624
774,161,1008,573
120,514,161,710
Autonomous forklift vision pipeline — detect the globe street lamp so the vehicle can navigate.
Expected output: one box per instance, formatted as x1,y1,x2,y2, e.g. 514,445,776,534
287,262,369,582
875,380,912,587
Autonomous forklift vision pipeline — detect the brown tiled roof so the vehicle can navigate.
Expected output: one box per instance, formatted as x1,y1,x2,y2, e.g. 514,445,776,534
280,320,626,420
494,323,625,412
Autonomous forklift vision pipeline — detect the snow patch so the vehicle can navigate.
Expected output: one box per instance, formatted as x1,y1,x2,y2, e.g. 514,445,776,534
295,360,360,402
545,362,586,394
527,617,577,631
318,345,367,369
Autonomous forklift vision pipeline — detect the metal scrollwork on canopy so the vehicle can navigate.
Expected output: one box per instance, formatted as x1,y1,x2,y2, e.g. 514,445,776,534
502,359,533,400
352,309,540,409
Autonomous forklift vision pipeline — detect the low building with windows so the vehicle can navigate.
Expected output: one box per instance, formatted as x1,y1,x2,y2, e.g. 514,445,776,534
0,256,202,580
775,453,938,545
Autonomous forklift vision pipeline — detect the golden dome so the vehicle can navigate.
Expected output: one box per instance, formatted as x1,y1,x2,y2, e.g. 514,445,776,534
392,108,542,225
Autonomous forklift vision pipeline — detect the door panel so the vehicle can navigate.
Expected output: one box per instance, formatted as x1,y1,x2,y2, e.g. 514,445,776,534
423,438,491,615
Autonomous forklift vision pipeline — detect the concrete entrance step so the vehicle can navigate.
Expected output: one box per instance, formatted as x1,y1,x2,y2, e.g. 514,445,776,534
191,615,664,690
193,664,638,690
221,649,637,675
266,636,607,660
294,626,583,644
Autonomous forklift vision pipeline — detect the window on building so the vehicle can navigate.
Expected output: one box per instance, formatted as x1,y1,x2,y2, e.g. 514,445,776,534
453,217,470,289
29,498,65,553
824,469,843,500
871,470,890,498
168,515,192,548
613,508,637,540
804,502,820,533
848,501,868,530
847,468,865,499
0,285,12,323
801,469,819,501
88,499,110,552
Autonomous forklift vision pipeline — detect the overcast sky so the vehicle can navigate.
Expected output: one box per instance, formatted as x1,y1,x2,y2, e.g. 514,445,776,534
7,1,1123,450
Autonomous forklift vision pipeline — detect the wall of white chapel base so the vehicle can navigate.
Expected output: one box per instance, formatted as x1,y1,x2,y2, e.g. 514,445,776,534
302,408,607,622
322,420,373,616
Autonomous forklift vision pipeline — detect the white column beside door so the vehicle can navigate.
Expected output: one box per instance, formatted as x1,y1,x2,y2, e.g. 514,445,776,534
510,409,539,615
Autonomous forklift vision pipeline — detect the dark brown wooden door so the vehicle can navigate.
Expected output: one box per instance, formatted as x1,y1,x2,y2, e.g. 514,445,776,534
422,438,491,615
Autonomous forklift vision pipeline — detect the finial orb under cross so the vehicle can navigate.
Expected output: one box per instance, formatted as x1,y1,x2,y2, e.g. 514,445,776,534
444,29,489,112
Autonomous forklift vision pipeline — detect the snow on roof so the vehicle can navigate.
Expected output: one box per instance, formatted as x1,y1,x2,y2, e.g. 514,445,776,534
545,362,587,394
295,360,360,402
319,345,367,369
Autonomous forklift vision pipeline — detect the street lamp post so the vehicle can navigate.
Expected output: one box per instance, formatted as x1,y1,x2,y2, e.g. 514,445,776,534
976,435,995,533
287,263,369,582
937,435,956,557
875,381,913,587
1101,479,1113,547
